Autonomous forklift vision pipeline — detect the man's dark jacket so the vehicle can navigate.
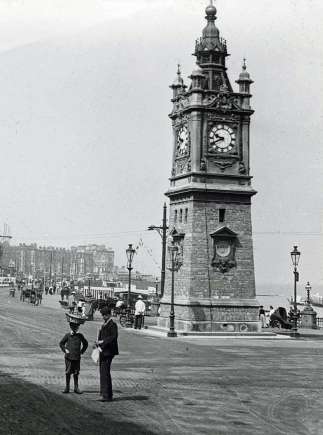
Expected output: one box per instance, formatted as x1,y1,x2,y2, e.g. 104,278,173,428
98,319,119,360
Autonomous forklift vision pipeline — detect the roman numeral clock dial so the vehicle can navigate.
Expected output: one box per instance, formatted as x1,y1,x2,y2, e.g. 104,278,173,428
209,124,236,153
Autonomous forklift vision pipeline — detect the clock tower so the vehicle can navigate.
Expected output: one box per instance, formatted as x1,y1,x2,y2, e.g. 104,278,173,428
158,1,260,333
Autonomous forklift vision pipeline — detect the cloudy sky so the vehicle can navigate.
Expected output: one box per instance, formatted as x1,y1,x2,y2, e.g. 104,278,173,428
0,0,322,288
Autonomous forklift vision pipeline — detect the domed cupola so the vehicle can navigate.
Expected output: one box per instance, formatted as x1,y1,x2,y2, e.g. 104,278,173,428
202,2,220,48
193,1,232,92
195,0,227,59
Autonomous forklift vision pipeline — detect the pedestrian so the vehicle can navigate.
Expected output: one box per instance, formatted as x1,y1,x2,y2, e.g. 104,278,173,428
259,305,266,328
134,295,145,330
77,298,85,315
95,306,119,402
68,291,76,313
59,320,88,394
115,298,124,315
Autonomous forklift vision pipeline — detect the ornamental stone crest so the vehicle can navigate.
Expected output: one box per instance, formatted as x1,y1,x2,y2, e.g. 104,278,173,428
210,227,238,273
203,93,241,111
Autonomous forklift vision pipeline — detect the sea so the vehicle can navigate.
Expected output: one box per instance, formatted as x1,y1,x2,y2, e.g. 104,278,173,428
256,283,323,317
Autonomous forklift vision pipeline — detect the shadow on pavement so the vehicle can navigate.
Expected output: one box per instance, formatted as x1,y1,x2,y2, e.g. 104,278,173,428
112,395,149,402
0,372,157,435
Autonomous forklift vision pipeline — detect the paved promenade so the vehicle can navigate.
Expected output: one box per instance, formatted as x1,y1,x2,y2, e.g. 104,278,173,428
1,291,323,434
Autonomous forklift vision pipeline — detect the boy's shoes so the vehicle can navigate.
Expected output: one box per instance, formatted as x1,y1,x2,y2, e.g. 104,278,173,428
74,388,83,394
62,388,70,394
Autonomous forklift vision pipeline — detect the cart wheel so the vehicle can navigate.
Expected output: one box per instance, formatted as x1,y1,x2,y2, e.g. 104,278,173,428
272,320,281,329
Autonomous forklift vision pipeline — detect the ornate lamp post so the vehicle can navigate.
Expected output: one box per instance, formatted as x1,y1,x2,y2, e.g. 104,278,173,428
290,245,301,335
155,277,159,297
302,280,317,329
167,241,179,338
126,244,136,328
305,281,312,305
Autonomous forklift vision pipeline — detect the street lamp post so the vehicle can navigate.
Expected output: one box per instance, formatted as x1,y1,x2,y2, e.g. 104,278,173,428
290,245,301,336
167,241,179,338
155,277,159,297
148,203,168,299
305,281,312,305
126,244,136,328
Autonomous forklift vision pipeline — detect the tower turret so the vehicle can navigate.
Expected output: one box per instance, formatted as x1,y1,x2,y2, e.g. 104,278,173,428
170,64,186,100
236,59,253,109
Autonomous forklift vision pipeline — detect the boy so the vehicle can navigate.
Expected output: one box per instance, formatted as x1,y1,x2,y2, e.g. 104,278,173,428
59,321,88,394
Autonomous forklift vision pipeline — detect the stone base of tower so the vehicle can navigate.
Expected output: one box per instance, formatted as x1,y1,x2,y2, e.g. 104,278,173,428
157,298,261,333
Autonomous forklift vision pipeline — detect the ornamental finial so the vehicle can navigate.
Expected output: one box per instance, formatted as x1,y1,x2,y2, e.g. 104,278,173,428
205,0,217,19
243,58,247,70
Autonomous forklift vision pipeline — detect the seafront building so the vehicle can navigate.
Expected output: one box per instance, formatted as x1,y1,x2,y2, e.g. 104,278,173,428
0,242,114,282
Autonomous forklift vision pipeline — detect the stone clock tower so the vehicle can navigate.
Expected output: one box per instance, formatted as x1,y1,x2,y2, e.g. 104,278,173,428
158,1,260,333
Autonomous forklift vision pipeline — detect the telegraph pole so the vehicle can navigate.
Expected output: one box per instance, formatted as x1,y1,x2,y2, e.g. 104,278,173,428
148,203,168,298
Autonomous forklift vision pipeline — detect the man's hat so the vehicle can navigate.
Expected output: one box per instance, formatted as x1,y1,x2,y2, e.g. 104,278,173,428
100,306,111,316
137,295,143,299
71,291,76,294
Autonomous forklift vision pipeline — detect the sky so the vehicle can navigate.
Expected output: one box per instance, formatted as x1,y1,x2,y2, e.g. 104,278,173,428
0,0,322,288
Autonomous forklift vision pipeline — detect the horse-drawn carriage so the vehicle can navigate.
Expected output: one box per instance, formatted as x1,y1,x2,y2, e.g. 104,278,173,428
269,307,293,329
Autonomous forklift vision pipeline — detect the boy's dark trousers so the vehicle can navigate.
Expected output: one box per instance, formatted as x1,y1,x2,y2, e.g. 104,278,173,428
99,357,114,399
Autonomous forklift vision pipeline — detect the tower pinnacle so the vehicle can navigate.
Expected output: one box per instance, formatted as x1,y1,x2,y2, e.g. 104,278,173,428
170,64,186,99
236,58,253,96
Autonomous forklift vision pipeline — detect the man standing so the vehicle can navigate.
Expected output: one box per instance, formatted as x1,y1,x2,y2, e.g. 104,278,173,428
134,295,145,330
96,307,118,402
259,305,266,328
68,291,76,313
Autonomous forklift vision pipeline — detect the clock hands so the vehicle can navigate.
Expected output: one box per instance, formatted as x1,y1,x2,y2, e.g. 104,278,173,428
212,134,224,144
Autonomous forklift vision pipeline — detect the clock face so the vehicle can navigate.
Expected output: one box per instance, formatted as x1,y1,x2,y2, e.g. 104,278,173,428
176,126,189,156
209,124,236,153
215,241,231,258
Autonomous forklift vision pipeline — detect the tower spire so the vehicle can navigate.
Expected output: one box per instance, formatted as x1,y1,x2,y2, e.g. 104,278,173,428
193,0,230,92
